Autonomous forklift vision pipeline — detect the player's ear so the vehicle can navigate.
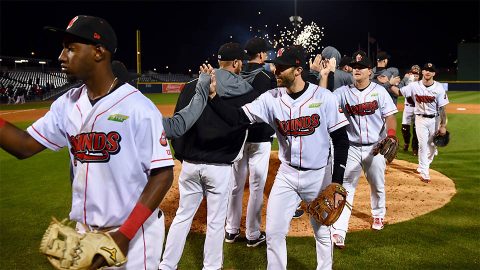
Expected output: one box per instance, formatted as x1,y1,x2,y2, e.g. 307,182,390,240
295,67,303,76
94,45,107,61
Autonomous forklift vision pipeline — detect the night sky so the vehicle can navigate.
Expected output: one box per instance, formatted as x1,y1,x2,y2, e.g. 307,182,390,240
1,0,479,73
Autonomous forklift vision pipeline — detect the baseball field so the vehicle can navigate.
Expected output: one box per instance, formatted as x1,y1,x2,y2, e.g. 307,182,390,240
0,91,479,269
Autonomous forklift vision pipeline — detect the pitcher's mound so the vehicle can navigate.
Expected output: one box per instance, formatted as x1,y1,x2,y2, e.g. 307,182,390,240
160,151,456,236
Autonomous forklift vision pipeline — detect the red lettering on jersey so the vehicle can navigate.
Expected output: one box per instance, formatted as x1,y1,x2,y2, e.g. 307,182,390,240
159,130,168,146
68,131,122,165
345,100,379,116
275,114,320,137
415,95,435,103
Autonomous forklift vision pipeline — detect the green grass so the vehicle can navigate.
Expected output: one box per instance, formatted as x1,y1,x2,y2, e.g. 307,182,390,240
0,101,52,111
1,93,479,269
144,93,180,105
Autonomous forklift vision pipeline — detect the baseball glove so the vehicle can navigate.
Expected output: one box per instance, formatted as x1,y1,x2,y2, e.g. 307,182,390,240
372,136,399,163
433,130,450,147
302,183,349,226
39,217,127,270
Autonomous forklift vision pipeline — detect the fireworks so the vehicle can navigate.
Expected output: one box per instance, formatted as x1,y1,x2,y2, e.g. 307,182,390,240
248,15,325,56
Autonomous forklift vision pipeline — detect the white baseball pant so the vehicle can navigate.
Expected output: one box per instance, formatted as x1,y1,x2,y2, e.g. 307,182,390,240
332,144,386,239
402,104,415,125
159,161,233,270
415,116,438,178
266,163,333,270
78,208,165,270
226,141,271,240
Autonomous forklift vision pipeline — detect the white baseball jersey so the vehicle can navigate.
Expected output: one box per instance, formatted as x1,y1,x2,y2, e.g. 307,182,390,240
333,82,398,144
242,83,348,169
400,81,449,115
27,83,174,227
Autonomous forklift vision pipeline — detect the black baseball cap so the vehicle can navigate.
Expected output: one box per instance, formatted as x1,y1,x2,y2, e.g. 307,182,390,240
265,46,306,67
44,15,117,53
339,56,352,68
423,62,437,72
349,50,372,69
245,37,274,55
217,42,249,61
377,51,390,61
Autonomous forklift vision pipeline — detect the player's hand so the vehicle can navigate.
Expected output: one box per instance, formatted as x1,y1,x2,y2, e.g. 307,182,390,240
389,76,401,86
334,192,345,209
318,59,331,78
88,231,129,270
309,54,322,73
209,71,217,99
377,75,389,84
199,64,214,75
328,57,337,72
438,126,447,135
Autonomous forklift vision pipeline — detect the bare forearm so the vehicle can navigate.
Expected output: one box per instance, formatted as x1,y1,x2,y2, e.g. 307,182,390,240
0,120,45,159
385,114,397,133
139,166,174,210
439,106,447,127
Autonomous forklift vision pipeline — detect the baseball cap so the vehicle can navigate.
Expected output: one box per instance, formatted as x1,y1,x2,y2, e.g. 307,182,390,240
217,42,249,61
338,56,352,68
377,51,390,61
265,46,306,67
349,50,372,69
423,62,437,72
44,15,117,53
245,37,274,55
410,64,421,74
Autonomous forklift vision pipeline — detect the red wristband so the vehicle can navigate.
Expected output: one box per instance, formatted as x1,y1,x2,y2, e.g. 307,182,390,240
387,129,396,137
119,202,153,240
0,118,6,128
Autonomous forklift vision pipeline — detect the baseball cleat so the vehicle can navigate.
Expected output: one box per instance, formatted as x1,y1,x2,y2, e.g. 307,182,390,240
246,232,266,247
420,174,431,183
403,144,409,151
372,218,384,230
225,230,240,243
293,209,305,219
332,234,345,249
413,149,418,156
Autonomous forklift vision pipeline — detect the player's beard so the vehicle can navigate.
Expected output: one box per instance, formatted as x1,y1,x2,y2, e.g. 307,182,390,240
276,70,295,88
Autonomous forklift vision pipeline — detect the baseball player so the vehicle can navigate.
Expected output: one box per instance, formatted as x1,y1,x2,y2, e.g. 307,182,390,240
390,63,449,183
331,51,398,249
224,37,276,247
0,15,175,269
208,46,350,270
400,65,421,154
159,42,257,270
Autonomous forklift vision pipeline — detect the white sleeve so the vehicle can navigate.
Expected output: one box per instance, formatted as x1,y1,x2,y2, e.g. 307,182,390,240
325,92,349,132
136,104,175,171
380,88,398,117
26,96,67,151
437,84,449,108
399,84,412,98
242,93,270,124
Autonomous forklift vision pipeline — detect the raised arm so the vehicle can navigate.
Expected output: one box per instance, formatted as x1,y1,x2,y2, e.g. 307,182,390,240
208,73,252,127
162,64,213,139
0,118,46,159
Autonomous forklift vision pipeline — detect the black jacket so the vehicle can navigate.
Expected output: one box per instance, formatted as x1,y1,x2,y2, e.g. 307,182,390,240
240,63,276,143
171,78,256,164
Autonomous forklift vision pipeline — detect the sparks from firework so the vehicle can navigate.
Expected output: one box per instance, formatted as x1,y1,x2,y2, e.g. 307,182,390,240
248,12,325,56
